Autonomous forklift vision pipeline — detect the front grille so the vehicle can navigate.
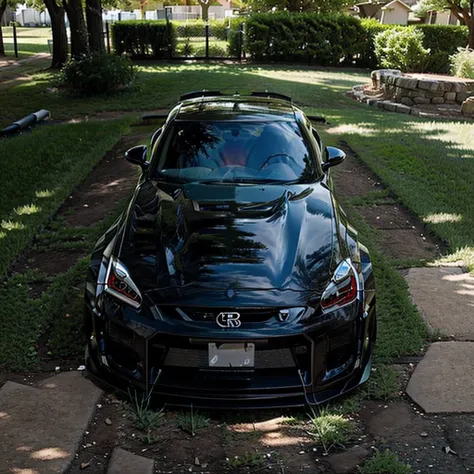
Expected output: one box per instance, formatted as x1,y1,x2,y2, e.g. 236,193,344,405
163,347,295,369
163,307,280,323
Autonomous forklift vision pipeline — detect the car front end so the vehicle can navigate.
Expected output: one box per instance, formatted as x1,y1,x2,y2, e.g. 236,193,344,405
84,93,376,408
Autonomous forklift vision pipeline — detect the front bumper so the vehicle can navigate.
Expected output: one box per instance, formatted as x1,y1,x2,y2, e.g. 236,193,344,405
84,301,375,409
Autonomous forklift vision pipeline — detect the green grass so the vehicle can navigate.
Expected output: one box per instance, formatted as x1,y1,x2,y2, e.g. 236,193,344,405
0,119,131,278
360,450,413,474
176,407,210,436
309,407,356,453
2,27,51,58
227,452,266,470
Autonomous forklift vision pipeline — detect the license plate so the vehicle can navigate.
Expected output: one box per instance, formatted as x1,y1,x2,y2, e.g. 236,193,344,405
208,343,255,368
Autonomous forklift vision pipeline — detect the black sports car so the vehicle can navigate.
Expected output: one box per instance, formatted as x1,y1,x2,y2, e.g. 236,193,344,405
84,91,376,408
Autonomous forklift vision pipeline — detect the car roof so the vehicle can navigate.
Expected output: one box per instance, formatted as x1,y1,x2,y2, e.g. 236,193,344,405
175,96,298,122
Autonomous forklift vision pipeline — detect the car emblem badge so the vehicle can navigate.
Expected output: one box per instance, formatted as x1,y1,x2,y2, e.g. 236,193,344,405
278,309,290,322
216,312,241,328
226,288,235,299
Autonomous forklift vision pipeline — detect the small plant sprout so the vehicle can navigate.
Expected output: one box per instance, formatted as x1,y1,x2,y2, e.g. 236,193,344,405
176,405,210,437
128,386,164,432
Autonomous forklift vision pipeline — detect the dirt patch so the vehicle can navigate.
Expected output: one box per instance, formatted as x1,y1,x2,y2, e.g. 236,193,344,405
68,397,333,474
360,399,471,473
58,133,146,227
331,148,386,199
13,249,86,276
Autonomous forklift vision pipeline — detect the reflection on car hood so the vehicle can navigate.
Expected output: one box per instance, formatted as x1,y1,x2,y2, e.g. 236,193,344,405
119,181,337,300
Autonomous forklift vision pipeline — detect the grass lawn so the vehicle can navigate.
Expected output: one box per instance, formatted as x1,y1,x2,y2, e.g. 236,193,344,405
0,119,132,278
2,26,51,58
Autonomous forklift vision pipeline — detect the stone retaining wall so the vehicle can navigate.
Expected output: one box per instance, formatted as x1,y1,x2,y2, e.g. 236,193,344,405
371,69,474,107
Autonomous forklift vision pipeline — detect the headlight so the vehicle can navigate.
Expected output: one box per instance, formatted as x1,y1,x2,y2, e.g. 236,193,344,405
320,259,358,312
105,256,142,309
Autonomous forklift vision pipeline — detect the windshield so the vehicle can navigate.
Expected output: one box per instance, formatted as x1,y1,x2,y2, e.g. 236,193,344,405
152,120,317,184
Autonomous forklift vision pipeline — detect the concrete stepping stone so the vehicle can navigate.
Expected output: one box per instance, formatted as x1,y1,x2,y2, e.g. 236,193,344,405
107,447,154,474
405,267,474,340
406,342,474,413
0,371,103,473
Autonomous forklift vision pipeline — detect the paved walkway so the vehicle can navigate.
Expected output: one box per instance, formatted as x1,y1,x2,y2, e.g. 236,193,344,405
405,267,474,413
0,372,102,473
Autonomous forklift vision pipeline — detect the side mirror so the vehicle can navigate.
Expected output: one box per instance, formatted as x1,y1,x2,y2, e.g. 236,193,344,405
322,146,345,172
125,145,148,170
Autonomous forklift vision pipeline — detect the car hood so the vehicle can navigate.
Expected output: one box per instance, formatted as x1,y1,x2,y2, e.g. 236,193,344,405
118,181,337,303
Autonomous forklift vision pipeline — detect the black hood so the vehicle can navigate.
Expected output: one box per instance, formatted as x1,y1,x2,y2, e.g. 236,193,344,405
118,181,338,304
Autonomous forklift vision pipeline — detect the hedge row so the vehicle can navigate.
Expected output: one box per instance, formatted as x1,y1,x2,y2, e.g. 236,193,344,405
111,16,469,72
244,14,468,72
174,20,228,40
244,13,366,66
112,20,176,58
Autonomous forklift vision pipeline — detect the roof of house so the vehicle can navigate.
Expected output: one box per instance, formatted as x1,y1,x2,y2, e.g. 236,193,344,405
382,0,412,11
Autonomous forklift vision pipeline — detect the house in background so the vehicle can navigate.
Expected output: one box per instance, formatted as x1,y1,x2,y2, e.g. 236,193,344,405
356,0,413,25
425,10,460,25
379,0,412,24
356,0,460,26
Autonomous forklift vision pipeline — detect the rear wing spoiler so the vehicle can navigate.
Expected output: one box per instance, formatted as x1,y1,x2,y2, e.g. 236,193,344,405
179,90,295,102
143,91,326,124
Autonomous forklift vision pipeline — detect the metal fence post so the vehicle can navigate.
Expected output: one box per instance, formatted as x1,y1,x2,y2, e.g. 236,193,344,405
166,12,173,59
106,22,111,54
238,22,244,61
205,24,210,59
12,18,18,58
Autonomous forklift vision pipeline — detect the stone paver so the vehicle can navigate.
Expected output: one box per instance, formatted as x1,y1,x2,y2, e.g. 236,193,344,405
107,447,154,474
0,372,103,473
406,342,474,413
405,267,474,340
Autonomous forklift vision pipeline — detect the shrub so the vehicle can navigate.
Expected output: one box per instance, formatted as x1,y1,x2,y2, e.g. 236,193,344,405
227,18,244,57
416,24,468,73
359,18,394,68
244,12,366,65
451,47,474,79
112,20,176,58
194,44,227,57
181,38,194,57
374,27,430,72
57,53,136,95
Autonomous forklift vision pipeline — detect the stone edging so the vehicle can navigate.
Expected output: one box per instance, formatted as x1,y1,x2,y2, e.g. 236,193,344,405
351,84,474,120
372,69,474,106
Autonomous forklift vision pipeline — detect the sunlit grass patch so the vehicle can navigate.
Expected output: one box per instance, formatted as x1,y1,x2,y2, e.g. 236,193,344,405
309,407,356,453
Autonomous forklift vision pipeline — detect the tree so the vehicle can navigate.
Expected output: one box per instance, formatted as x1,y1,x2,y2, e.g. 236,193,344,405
414,0,474,48
44,0,68,67
0,0,19,57
86,0,104,52
198,0,210,20
63,0,89,57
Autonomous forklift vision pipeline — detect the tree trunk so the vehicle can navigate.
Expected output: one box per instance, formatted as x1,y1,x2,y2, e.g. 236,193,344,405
63,0,89,58
199,0,209,21
450,4,473,48
0,0,6,57
86,0,104,53
44,0,68,68
469,0,474,49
